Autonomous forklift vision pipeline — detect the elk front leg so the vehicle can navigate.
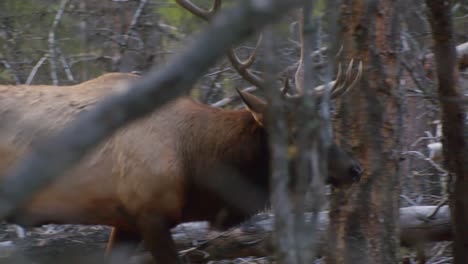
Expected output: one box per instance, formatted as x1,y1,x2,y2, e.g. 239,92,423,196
138,214,180,264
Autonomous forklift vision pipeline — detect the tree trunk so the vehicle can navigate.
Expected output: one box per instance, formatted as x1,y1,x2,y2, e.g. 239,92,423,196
328,0,402,263
425,1,468,264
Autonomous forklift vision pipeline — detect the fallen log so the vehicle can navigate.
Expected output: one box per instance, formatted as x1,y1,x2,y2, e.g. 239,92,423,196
167,205,451,262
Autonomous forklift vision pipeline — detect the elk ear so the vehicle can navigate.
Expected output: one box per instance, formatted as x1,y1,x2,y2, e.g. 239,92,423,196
236,88,266,126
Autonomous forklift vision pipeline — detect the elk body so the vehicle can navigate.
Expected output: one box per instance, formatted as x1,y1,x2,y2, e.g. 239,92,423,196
0,71,361,263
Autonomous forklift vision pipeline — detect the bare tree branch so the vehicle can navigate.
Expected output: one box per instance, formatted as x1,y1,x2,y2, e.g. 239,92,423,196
210,86,258,107
128,0,149,34
67,54,114,67
402,151,448,176
57,48,75,82
122,0,149,48
48,0,70,86
0,0,307,219
0,59,21,84
26,55,49,85
426,41,468,69
176,0,266,88
426,1,468,264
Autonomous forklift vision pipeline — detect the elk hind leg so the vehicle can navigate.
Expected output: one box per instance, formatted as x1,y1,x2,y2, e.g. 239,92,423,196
105,227,141,263
138,214,180,264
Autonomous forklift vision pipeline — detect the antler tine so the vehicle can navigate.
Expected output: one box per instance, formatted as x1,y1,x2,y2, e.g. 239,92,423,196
305,62,342,99
226,34,265,88
282,59,362,102
242,34,262,69
175,0,221,21
280,77,292,95
290,59,361,102
331,62,343,91
176,0,265,88
330,59,363,98
340,60,363,95
330,59,352,97
335,45,344,59
344,58,356,84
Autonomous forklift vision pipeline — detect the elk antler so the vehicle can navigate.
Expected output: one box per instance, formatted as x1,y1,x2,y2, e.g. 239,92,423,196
280,77,292,96
175,0,265,88
176,1,362,102
283,59,363,101
175,0,221,20
289,8,362,102
326,59,363,98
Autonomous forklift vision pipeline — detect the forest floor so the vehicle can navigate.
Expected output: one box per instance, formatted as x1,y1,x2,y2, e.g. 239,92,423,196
0,223,111,264
0,223,272,264
0,222,452,264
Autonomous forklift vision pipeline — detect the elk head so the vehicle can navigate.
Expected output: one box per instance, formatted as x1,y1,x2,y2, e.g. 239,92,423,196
235,59,363,187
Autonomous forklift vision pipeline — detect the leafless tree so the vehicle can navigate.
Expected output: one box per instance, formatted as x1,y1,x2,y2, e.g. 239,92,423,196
426,1,468,264
327,0,403,263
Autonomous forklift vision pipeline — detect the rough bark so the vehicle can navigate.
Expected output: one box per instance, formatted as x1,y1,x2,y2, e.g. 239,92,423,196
328,0,402,263
425,1,468,264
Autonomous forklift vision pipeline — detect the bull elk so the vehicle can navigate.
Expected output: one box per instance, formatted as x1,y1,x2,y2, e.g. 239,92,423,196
0,69,360,263
0,2,363,264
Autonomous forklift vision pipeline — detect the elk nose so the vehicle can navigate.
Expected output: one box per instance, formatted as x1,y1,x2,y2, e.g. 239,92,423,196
350,164,363,182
